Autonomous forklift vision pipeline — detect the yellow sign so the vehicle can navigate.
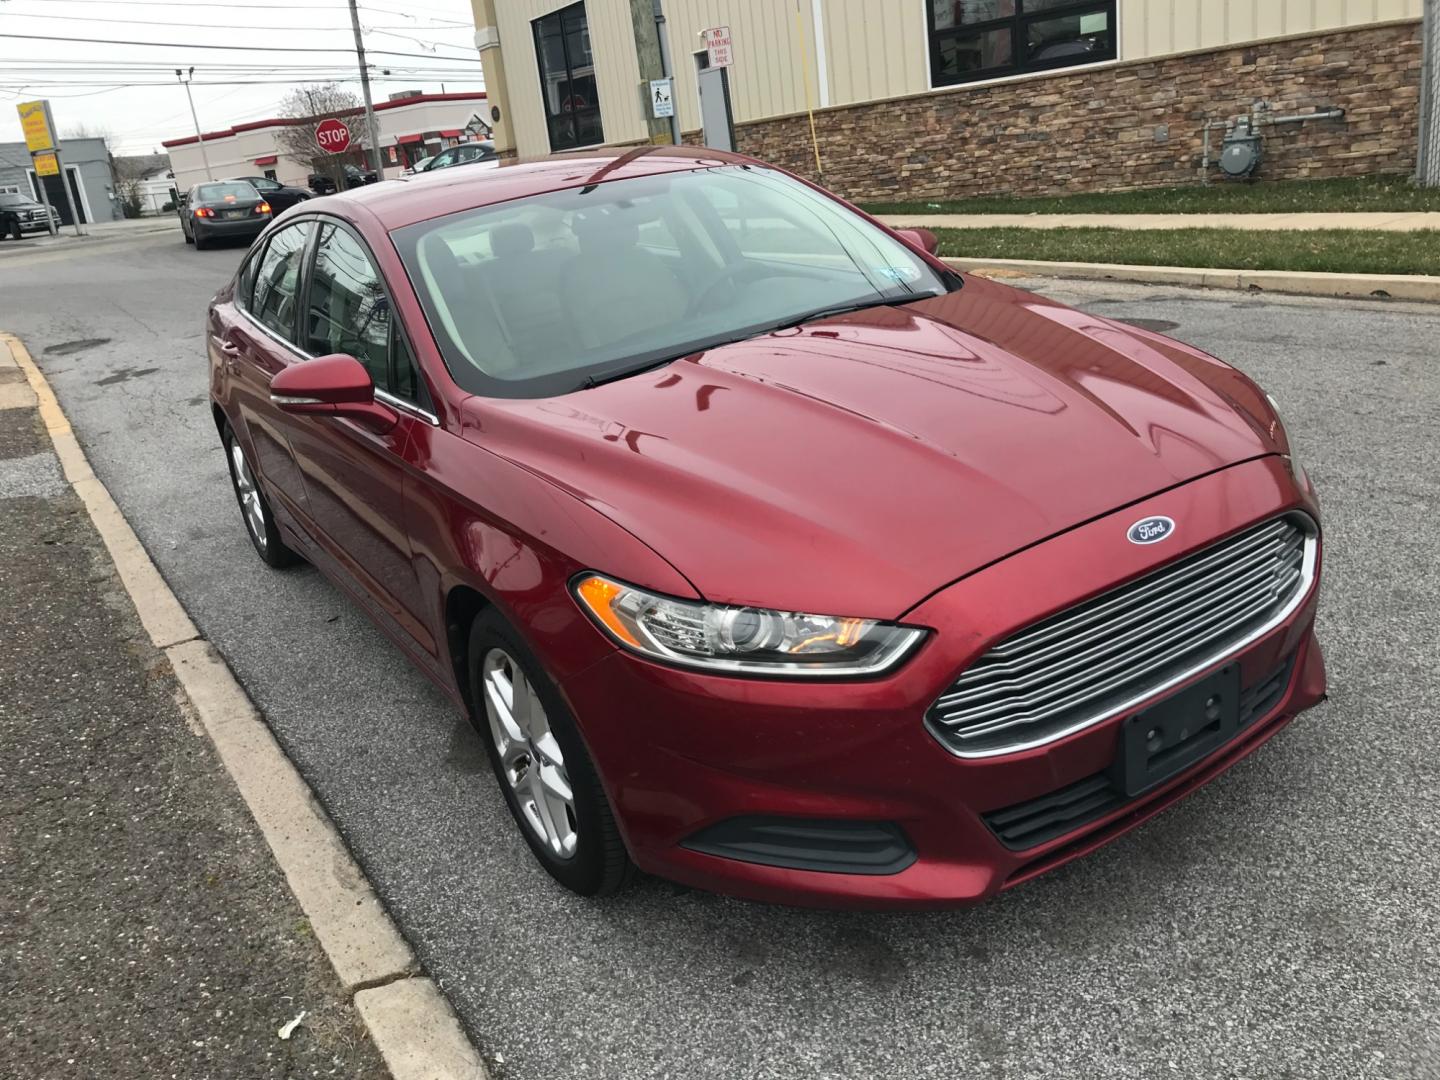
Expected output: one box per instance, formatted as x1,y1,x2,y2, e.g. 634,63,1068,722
18,100,58,154
33,151,60,177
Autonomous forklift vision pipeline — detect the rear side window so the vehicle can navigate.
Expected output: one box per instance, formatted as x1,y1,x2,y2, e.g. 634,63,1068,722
249,221,314,343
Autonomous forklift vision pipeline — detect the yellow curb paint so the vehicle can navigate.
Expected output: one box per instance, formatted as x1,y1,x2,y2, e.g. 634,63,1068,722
3,328,490,1080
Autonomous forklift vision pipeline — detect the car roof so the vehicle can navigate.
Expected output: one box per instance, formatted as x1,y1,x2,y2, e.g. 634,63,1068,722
325,145,752,231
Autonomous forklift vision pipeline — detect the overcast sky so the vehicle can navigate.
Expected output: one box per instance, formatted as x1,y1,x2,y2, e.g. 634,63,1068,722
0,0,483,156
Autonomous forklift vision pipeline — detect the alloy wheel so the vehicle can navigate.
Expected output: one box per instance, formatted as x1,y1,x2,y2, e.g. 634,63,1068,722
230,441,267,552
482,647,578,859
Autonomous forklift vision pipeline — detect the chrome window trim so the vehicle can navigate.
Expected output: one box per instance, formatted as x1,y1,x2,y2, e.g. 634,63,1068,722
925,514,1320,760
376,387,439,426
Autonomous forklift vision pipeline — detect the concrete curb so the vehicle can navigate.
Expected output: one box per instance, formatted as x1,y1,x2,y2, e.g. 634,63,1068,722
1,331,489,1080
942,257,1440,303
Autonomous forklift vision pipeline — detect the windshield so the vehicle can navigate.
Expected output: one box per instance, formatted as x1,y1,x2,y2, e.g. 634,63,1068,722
196,182,257,203
392,164,955,398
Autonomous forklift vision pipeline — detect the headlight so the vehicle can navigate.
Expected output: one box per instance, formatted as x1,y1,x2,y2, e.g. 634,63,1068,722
572,574,926,677
1266,393,1308,490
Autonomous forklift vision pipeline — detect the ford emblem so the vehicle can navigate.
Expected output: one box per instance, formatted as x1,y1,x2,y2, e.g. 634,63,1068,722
1127,516,1176,545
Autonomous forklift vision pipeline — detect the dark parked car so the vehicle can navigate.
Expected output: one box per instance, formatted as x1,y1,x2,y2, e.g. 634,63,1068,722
179,180,271,250
207,148,1325,908
420,140,498,173
0,191,59,239
227,175,310,214
307,164,378,195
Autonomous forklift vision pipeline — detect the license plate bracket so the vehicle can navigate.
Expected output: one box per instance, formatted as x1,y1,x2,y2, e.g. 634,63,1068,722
1111,664,1241,798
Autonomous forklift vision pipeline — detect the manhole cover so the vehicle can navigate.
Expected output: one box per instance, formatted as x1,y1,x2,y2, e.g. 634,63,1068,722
1117,318,1180,333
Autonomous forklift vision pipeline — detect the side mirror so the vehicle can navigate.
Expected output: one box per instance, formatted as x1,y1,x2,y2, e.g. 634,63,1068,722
270,353,397,434
895,227,939,256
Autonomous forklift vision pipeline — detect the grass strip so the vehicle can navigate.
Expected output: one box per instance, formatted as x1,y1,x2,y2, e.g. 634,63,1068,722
933,227,1440,277
864,176,1440,217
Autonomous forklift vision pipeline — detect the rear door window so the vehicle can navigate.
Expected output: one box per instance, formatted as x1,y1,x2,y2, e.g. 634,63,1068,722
249,220,314,344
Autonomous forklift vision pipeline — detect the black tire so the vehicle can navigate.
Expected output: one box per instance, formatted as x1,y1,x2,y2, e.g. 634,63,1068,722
221,423,299,569
193,228,208,251
467,607,633,897
6,219,20,241
183,221,194,245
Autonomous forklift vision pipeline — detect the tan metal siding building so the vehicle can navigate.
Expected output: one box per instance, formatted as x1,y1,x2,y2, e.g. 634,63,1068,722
479,0,1426,197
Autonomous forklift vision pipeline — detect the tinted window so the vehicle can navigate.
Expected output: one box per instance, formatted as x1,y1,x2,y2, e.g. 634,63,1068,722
305,224,391,387
389,328,428,408
196,181,259,203
249,221,313,343
392,165,952,399
927,0,1114,85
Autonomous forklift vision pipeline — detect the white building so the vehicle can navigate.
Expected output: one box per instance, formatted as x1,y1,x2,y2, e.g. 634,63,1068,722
163,92,489,191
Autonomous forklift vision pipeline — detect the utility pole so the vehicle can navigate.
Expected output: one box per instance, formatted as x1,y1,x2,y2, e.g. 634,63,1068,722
628,0,675,144
176,68,213,181
347,0,386,176
653,0,681,145
1419,0,1440,186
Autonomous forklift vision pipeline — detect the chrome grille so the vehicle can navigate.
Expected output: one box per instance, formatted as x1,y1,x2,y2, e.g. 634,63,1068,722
927,515,1316,758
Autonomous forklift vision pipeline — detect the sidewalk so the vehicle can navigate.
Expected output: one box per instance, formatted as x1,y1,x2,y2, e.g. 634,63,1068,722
879,211,1440,232
0,341,388,1077
0,215,180,253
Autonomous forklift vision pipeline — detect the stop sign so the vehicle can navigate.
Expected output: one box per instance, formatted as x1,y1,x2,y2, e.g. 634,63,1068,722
316,118,352,154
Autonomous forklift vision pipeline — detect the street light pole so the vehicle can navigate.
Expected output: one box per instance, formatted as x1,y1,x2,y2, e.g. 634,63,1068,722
347,0,386,176
176,67,213,181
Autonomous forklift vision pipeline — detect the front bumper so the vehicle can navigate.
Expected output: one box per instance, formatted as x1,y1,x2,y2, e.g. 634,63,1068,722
17,217,58,233
559,456,1325,909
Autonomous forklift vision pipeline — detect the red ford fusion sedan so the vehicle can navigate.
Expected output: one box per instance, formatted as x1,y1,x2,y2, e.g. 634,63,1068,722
207,148,1324,909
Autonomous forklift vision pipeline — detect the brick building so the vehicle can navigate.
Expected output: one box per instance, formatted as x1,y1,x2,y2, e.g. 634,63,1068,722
471,0,1426,200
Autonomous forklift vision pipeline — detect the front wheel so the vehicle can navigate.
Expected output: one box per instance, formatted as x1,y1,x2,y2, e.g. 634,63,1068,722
468,608,633,897
222,424,298,568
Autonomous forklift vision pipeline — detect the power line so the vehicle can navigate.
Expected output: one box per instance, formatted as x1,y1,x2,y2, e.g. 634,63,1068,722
0,8,478,52
0,9,472,31
0,0,472,22
0,30,482,62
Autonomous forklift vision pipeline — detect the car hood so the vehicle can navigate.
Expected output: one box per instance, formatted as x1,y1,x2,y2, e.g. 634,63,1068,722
462,276,1283,619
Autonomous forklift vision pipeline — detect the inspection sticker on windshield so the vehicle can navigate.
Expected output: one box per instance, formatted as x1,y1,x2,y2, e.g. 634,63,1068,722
879,266,923,284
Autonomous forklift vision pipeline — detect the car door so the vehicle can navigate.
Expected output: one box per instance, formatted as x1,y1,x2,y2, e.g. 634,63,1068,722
284,218,438,660
215,218,317,523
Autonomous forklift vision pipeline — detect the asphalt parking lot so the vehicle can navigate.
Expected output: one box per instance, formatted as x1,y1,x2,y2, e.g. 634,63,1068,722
2,227,1437,1080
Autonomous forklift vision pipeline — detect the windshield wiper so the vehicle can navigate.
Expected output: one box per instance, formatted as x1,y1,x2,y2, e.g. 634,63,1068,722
579,354,688,390
575,292,946,392
766,293,944,334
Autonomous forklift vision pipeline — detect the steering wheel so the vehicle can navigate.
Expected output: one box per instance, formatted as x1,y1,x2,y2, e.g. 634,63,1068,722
687,263,819,317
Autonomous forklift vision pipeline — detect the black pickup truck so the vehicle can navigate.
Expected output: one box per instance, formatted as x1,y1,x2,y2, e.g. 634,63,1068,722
0,192,60,239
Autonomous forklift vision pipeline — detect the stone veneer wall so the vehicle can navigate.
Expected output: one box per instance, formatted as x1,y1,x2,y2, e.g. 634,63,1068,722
725,21,1422,202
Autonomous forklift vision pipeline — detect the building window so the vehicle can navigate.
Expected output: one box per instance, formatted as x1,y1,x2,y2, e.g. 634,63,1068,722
533,1,603,151
927,0,1116,87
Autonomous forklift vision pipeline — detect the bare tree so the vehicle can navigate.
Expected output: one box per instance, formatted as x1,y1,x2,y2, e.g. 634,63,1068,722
110,156,152,218
62,122,112,144
273,83,367,188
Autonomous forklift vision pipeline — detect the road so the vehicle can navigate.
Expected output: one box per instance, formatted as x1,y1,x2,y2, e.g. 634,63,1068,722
3,227,1437,1080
